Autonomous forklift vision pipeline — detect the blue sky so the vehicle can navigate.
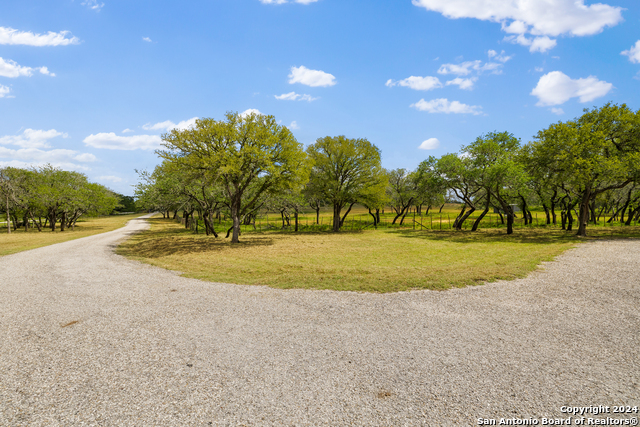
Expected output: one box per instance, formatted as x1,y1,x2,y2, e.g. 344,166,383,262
1,0,639,195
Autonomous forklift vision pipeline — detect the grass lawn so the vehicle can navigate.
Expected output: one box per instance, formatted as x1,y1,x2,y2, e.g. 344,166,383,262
0,214,144,256
115,216,640,293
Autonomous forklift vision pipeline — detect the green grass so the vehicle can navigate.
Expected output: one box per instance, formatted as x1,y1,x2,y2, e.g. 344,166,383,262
0,214,144,256
115,216,640,293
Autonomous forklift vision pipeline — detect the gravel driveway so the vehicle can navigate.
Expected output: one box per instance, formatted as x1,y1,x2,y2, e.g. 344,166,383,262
0,215,638,426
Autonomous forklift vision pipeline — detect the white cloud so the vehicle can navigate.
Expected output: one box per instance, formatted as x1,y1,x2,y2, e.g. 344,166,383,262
240,109,262,118
83,133,162,150
0,129,68,149
97,175,122,183
445,77,477,90
438,60,502,76
412,0,623,53
143,37,152,43
550,108,565,115
142,117,198,132
504,34,557,53
487,49,513,63
274,92,318,101
621,41,640,64
385,76,442,91
122,128,134,133
0,146,95,171
535,67,544,72
0,27,80,46
0,57,55,78
411,98,482,115
530,71,613,106
419,138,440,150
82,0,104,11
0,85,10,98
288,66,336,87
289,121,300,130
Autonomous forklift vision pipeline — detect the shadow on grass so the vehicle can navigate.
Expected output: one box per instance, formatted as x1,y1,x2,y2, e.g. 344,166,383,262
119,218,275,258
387,225,640,245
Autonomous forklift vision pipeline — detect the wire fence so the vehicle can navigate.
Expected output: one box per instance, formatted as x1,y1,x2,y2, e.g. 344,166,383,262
172,209,640,235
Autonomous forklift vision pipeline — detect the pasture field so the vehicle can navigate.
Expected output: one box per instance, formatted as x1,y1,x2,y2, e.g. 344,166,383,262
117,205,640,292
0,214,143,256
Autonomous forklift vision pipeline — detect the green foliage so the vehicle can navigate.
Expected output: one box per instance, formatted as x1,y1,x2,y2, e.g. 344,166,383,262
306,135,385,231
156,111,309,242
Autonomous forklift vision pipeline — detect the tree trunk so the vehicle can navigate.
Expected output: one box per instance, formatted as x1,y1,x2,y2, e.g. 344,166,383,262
453,204,467,229
472,193,491,232
315,207,320,225
294,210,299,232
231,198,241,243
340,202,355,227
456,207,475,230
625,206,638,226
439,203,445,213
5,195,10,234
60,212,67,232
332,203,341,232
576,187,591,237
368,208,377,229
375,208,380,224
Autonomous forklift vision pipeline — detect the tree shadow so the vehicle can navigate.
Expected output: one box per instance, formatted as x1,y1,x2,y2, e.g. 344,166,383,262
119,218,276,258
387,226,640,245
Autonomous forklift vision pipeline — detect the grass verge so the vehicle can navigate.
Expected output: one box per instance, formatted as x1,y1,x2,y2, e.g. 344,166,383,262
115,217,640,293
0,214,144,256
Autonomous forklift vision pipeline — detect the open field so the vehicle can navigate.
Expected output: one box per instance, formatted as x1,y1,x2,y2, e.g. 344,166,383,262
115,212,640,292
0,214,143,256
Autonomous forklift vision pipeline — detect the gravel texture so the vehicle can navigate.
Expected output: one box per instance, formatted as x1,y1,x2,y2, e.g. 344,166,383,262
0,215,638,426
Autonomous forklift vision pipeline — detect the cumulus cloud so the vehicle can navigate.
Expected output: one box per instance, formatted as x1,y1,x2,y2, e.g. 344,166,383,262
438,60,502,76
504,34,557,53
530,71,613,106
0,57,55,78
0,27,80,46
289,121,300,130
0,85,10,98
550,108,565,115
122,128,134,133
288,66,336,87
83,133,162,151
142,117,198,132
445,77,477,90
385,76,442,91
621,41,640,64
274,92,318,101
411,98,482,115
0,146,95,171
82,0,104,11
412,0,623,52
487,49,513,63
240,109,262,118
142,37,152,42
0,129,68,149
419,138,440,150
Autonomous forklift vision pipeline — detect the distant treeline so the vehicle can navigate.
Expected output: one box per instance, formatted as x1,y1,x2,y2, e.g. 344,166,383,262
0,165,135,233
136,102,639,241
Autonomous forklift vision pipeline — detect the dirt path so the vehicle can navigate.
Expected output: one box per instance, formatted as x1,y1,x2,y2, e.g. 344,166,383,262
0,215,638,426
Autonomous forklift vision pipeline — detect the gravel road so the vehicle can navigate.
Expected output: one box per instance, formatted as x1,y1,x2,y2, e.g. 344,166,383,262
0,215,638,426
